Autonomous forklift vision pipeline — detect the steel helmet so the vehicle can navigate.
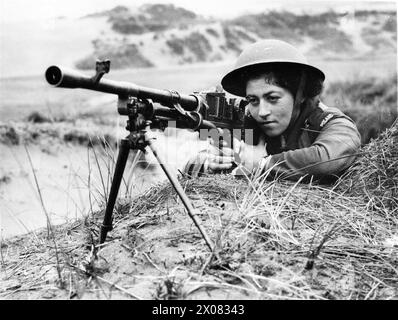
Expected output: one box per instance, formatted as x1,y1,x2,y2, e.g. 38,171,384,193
221,39,325,97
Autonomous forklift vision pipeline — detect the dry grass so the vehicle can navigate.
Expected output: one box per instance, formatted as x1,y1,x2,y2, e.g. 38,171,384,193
1,122,397,300
2,174,397,299
336,119,398,215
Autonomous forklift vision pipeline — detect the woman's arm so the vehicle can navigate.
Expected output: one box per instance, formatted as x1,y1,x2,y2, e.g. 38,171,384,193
262,117,361,180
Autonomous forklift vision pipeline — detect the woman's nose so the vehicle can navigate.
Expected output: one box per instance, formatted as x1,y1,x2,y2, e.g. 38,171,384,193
258,100,271,118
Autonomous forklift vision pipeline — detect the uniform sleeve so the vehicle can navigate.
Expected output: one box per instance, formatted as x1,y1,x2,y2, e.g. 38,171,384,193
264,117,361,180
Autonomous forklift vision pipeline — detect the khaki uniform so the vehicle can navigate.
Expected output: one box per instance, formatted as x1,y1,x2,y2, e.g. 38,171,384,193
259,102,361,181
184,102,361,182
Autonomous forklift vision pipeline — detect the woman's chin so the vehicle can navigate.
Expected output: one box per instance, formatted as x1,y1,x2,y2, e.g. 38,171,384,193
261,126,283,137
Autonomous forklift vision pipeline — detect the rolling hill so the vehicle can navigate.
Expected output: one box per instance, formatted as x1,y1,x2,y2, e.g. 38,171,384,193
74,4,397,70
1,3,396,78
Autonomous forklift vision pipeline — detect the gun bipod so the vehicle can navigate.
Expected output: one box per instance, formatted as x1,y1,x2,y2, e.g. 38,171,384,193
98,123,214,252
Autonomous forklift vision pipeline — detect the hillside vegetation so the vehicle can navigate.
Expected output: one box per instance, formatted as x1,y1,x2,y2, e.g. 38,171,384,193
75,5,396,69
323,74,397,144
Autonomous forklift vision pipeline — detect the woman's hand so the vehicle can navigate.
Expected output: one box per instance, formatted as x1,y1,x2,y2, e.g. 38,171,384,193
206,129,268,175
231,135,268,176
237,135,268,172
206,129,239,172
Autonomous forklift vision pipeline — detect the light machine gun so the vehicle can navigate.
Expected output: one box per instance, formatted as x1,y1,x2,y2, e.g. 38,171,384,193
45,60,250,251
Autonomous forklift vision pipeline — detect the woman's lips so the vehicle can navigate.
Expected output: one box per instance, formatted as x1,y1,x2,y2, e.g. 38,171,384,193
260,121,276,125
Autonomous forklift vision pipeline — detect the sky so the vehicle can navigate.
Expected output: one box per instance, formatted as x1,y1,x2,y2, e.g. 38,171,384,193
1,0,396,22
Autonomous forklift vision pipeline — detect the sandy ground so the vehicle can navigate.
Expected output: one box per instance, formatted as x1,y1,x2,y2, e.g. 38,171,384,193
1,143,96,238
1,173,397,300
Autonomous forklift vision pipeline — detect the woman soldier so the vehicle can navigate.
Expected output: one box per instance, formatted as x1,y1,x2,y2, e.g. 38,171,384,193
184,39,361,181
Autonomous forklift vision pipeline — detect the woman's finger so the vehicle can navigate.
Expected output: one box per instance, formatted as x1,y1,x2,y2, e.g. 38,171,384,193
209,136,230,147
221,140,229,148
208,161,233,171
209,137,225,150
208,144,235,157
219,146,235,157
208,144,221,156
209,155,235,164
232,137,242,154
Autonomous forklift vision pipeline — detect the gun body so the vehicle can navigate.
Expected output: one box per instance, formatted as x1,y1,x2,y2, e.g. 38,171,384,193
45,62,255,246
45,65,256,147
202,92,251,147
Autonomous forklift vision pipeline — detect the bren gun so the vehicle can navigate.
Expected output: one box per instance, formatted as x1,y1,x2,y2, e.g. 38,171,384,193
45,60,251,251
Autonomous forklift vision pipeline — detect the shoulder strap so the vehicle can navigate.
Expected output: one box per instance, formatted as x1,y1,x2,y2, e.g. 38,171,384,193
304,103,354,142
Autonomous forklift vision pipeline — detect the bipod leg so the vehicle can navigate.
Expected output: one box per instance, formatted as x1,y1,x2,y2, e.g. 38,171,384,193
99,139,131,244
146,139,214,252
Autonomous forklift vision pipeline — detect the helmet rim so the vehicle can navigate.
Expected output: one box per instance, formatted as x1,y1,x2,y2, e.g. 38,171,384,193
220,39,325,97
221,61,325,97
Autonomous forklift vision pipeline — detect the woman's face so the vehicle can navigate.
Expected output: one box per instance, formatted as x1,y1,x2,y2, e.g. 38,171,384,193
246,77,294,137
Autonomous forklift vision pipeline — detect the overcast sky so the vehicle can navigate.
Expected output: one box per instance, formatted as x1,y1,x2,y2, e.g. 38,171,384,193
1,0,396,22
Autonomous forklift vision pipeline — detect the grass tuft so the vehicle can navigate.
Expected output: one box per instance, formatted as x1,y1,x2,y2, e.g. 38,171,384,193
336,119,398,215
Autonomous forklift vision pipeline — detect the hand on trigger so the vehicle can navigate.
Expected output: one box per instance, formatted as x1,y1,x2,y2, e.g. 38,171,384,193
234,135,268,174
205,128,240,172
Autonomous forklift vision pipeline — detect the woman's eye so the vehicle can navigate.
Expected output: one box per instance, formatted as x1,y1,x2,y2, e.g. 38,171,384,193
268,96,280,102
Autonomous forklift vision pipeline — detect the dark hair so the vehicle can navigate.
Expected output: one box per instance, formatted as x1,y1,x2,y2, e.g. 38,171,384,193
242,63,324,98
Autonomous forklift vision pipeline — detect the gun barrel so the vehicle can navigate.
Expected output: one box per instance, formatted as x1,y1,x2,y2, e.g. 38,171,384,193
45,65,199,111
